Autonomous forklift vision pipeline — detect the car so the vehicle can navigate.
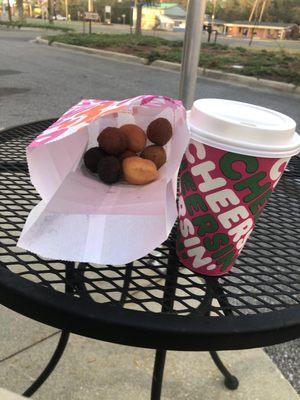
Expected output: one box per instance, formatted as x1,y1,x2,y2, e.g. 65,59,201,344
53,14,67,21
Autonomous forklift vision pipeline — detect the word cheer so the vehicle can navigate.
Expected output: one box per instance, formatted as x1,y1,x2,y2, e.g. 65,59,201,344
178,143,287,273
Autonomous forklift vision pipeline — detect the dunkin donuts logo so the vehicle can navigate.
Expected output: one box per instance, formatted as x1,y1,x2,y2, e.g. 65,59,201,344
177,142,289,274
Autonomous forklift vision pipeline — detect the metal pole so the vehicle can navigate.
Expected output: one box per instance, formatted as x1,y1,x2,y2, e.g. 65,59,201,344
179,0,206,109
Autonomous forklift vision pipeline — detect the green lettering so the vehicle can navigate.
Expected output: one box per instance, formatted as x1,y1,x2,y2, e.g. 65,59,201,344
192,214,218,236
216,251,236,272
234,172,271,202
203,233,229,251
180,171,196,195
185,194,208,216
180,159,187,171
219,153,258,180
249,190,272,218
177,241,185,251
212,244,234,259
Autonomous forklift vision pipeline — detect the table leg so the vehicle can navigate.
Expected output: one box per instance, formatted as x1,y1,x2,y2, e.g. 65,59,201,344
205,277,239,390
22,262,76,397
209,351,239,390
151,350,167,400
150,248,178,400
22,330,70,397
120,263,133,306
205,276,233,314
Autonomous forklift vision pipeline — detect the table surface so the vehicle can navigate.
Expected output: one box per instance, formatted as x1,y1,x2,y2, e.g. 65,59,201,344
0,120,299,351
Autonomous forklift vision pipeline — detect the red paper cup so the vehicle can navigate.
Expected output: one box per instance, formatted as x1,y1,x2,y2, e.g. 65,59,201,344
177,99,300,276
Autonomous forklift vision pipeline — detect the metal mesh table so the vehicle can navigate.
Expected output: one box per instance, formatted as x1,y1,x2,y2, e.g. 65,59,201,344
0,120,299,399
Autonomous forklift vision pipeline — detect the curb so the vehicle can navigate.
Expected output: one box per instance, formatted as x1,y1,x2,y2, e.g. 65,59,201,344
152,60,300,95
1,26,71,32
151,59,181,72
35,36,147,65
0,26,42,31
34,37,299,95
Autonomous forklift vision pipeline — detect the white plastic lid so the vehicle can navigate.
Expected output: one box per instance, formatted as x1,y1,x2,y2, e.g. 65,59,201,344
188,98,300,158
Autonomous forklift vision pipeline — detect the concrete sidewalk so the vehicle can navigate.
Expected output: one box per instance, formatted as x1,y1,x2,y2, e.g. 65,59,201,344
0,389,25,400
0,306,298,400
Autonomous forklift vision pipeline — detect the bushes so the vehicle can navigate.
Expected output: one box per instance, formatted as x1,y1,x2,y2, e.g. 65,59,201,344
44,33,300,85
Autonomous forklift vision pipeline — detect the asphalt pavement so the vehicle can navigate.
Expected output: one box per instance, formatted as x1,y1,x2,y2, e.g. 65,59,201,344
0,29,299,394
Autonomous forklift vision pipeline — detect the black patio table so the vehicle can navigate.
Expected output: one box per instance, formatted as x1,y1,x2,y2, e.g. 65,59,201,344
0,120,299,399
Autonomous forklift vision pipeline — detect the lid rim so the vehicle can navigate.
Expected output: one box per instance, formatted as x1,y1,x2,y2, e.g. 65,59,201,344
187,101,300,158
192,98,296,132
188,125,300,158
189,121,300,149
189,132,300,158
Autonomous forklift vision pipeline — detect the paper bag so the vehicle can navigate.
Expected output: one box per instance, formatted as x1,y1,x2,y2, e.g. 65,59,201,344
18,95,190,264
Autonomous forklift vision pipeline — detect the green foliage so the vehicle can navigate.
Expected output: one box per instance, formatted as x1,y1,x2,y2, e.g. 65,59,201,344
0,20,73,31
146,50,163,64
206,0,225,17
45,33,300,86
206,0,300,24
202,43,229,51
47,33,170,47
160,49,182,63
48,36,56,45
219,0,250,21
235,46,247,53
263,0,300,24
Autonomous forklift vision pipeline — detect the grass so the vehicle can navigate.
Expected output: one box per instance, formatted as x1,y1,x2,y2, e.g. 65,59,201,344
45,33,300,85
0,20,73,31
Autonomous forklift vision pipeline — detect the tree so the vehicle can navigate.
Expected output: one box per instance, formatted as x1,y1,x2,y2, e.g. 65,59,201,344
291,5,300,25
219,0,243,20
207,0,300,24
176,0,188,6
135,0,143,35
264,0,300,24
16,0,24,21
7,2,12,23
220,0,253,21
48,0,54,23
206,0,225,19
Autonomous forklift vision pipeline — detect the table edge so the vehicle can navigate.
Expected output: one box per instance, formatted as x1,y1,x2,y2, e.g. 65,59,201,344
0,267,299,351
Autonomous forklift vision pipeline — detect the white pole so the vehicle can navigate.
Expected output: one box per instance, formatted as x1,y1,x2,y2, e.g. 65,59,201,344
179,0,207,109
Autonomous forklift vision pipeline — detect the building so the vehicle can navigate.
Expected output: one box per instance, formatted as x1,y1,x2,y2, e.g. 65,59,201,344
224,21,299,40
162,3,186,29
133,2,186,31
204,14,225,34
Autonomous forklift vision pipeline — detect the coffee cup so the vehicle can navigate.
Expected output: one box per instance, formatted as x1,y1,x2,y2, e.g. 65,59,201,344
177,98,300,275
